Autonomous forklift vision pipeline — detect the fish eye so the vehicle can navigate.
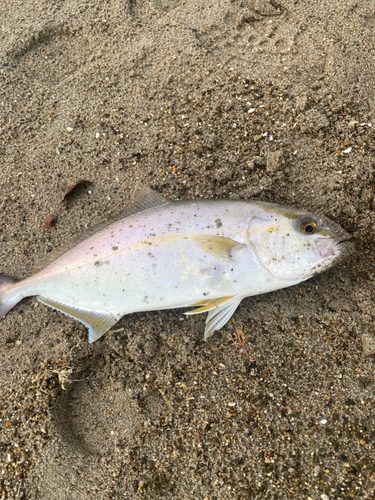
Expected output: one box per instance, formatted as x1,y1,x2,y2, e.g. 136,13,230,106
296,217,319,235
302,221,316,234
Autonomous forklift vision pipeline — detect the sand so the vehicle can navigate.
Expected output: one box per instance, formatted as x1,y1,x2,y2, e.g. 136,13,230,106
1,0,375,498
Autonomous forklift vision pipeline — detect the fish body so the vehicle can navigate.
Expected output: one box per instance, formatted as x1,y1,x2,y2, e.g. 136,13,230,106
0,187,349,342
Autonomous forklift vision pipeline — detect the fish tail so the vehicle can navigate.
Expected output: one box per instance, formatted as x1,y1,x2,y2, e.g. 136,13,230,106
0,274,22,319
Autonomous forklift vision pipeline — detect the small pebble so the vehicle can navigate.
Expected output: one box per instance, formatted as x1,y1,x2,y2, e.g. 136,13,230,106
320,419,327,424
66,127,73,132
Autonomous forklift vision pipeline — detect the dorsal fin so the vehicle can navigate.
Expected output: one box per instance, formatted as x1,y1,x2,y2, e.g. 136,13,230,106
125,184,166,213
35,185,167,272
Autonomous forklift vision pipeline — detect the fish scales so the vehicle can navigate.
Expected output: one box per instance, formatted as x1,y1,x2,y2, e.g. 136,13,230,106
0,187,350,342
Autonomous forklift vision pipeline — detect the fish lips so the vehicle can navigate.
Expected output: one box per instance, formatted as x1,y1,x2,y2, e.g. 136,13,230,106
314,212,353,259
316,238,341,259
315,235,354,265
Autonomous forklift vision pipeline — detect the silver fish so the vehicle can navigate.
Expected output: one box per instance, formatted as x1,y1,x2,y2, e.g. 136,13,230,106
0,187,349,342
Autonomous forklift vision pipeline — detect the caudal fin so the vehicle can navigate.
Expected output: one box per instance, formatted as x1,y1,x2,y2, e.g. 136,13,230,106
0,274,22,319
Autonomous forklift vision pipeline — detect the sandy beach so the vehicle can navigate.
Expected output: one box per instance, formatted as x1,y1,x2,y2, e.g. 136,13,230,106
1,0,375,498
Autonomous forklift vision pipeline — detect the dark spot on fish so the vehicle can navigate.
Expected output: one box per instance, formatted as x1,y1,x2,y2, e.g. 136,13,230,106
112,246,118,251
94,261,102,267
215,218,223,228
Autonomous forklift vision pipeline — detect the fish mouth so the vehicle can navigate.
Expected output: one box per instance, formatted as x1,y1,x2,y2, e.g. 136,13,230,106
316,236,353,260
316,238,340,259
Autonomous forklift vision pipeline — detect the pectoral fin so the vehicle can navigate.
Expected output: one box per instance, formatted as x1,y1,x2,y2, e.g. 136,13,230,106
185,295,243,338
191,235,245,260
38,296,119,342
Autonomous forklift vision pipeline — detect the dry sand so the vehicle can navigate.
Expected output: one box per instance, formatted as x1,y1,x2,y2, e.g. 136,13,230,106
1,0,375,498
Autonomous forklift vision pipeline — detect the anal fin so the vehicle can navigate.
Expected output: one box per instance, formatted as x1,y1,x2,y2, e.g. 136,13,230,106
38,296,119,342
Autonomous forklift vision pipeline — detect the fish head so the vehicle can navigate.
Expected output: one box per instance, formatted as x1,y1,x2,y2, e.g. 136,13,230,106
247,203,351,282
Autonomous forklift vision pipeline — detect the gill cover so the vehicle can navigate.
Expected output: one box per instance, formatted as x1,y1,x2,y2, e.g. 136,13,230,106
247,207,337,282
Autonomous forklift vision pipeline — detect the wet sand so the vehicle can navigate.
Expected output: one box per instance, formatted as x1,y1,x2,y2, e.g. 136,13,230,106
0,1,374,498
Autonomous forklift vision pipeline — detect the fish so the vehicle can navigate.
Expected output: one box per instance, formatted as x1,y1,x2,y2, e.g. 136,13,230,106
0,186,350,342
